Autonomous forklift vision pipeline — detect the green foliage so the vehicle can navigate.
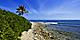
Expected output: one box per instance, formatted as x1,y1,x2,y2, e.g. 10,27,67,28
0,9,31,40
16,5,29,15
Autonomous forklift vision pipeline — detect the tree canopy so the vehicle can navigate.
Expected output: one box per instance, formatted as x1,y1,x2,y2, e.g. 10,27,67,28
16,5,29,15
0,9,31,40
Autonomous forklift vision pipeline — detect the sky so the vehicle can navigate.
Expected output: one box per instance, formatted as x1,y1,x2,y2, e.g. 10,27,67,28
0,0,80,20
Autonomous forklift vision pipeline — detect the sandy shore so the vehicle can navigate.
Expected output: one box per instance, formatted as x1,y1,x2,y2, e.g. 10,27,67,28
20,22,80,40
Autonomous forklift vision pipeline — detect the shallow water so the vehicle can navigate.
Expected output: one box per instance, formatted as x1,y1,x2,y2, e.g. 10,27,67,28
48,25,80,34
30,20,80,34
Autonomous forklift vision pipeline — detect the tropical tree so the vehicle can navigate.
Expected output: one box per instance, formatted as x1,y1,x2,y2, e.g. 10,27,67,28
16,5,29,15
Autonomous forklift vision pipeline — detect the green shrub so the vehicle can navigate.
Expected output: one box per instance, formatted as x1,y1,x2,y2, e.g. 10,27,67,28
0,9,31,40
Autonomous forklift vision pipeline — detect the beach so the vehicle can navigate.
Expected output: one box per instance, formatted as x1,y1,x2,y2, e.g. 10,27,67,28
20,22,80,40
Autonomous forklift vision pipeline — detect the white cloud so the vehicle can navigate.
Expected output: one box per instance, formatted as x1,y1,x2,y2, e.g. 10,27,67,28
26,0,80,20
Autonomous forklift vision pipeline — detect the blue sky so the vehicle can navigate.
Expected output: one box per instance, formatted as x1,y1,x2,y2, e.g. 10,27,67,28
0,0,80,20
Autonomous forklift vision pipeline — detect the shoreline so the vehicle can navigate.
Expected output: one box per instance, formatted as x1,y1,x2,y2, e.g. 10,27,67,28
20,22,80,40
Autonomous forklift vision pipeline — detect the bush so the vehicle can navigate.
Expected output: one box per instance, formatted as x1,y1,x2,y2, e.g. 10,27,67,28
0,9,31,40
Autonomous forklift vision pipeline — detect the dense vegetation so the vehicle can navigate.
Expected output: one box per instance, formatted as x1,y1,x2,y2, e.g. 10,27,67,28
0,8,31,40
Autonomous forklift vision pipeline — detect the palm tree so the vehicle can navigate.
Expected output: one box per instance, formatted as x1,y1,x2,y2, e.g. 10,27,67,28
16,5,29,15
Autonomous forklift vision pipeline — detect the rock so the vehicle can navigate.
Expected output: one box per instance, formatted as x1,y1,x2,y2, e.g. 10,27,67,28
20,22,80,40
21,29,34,40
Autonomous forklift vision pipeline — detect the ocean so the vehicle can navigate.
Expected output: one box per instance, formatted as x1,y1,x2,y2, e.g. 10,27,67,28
30,20,80,34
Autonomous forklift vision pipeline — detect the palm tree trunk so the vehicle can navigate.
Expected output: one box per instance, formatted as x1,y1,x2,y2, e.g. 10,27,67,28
18,12,21,15
21,11,23,15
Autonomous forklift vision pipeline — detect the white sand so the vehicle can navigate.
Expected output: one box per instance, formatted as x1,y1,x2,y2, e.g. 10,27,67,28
20,22,80,40
20,22,46,40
